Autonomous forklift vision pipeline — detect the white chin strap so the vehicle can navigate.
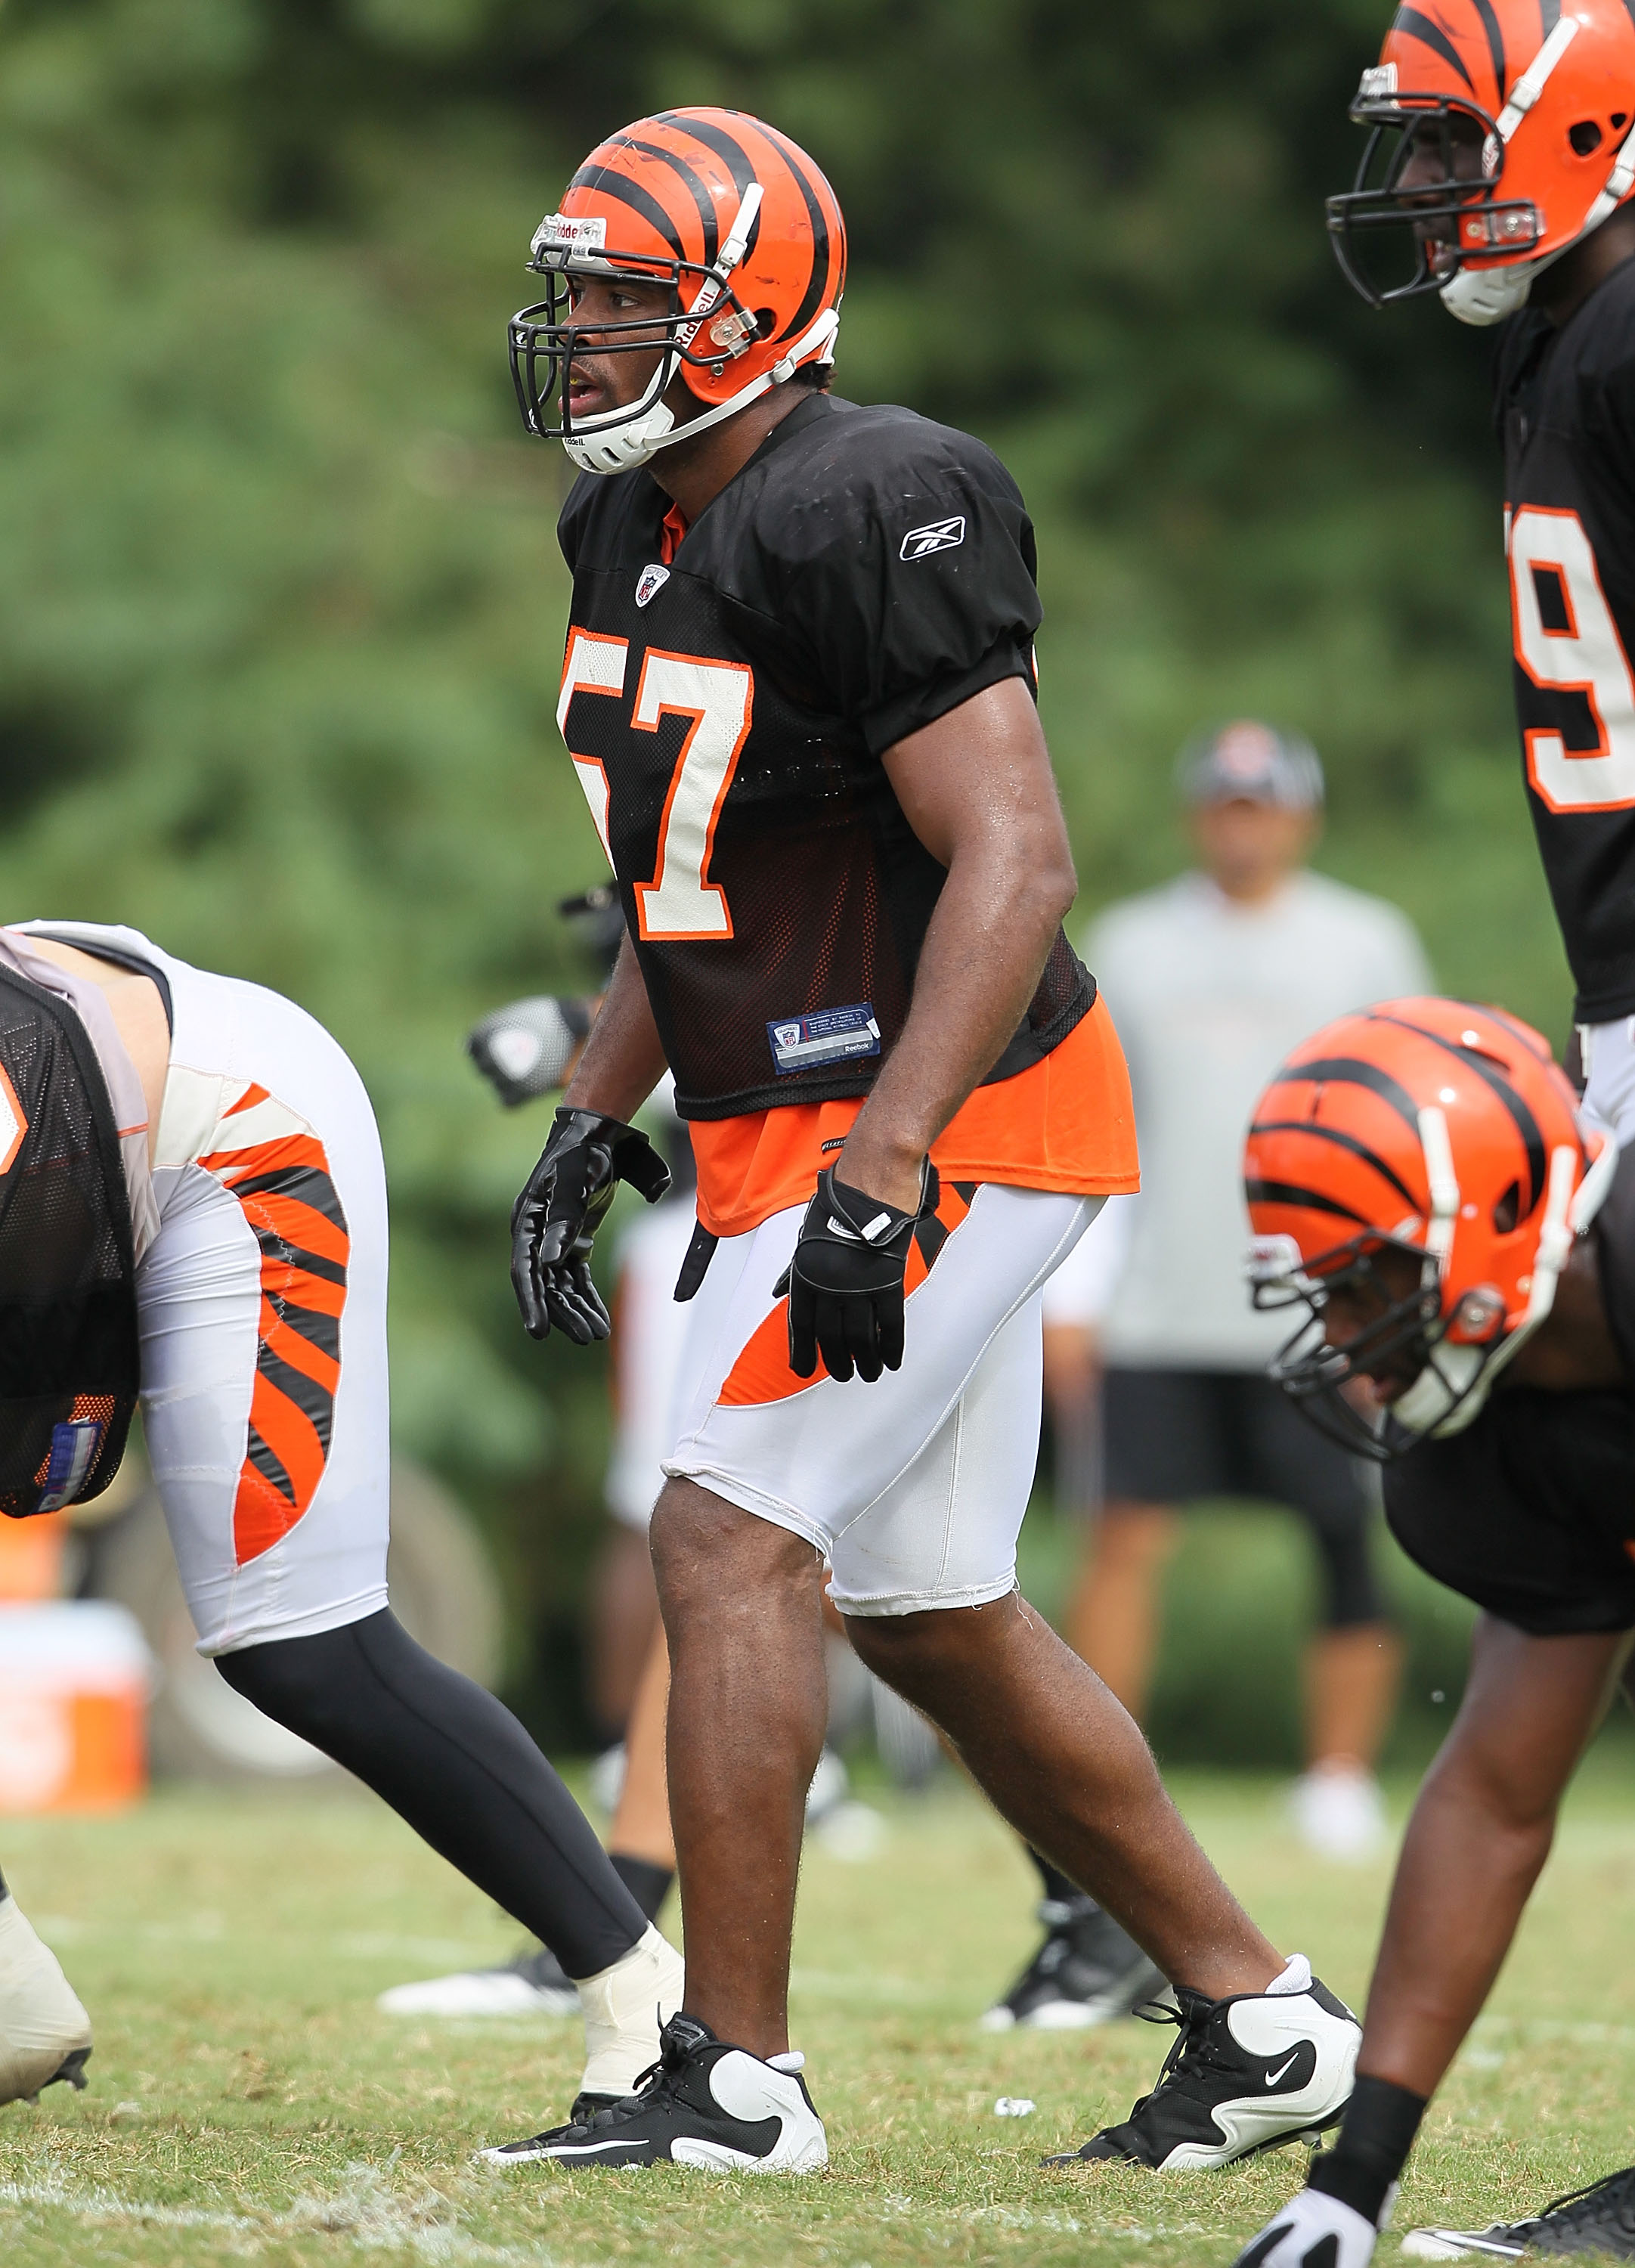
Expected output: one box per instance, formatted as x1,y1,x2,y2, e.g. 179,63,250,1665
1440,15,1635,327
1392,1128,1599,1439
562,307,842,476
1440,260,1541,325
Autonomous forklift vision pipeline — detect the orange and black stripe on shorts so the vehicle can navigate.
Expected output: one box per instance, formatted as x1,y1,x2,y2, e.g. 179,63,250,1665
718,1179,978,1408
197,1084,350,1566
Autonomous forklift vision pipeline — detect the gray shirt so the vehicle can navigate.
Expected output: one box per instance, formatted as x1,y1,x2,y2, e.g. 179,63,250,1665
1088,870,1432,1368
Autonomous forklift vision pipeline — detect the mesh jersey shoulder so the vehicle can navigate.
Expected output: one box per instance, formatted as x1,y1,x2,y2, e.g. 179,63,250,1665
686,397,1042,754
1500,259,1635,473
704,396,1033,573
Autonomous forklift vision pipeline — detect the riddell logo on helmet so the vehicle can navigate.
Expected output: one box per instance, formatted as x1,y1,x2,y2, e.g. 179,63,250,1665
1358,62,1397,98
531,213,608,258
0,1064,26,1175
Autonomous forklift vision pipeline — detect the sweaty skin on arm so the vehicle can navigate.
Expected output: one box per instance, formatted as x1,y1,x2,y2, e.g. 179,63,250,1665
1355,1614,1632,2098
837,674,1078,1214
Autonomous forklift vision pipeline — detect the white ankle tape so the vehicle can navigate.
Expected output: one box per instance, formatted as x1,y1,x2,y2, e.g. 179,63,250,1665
767,2050,804,2073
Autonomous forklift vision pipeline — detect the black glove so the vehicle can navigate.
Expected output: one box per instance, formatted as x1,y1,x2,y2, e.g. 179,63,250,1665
469,995,593,1108
511,1108,671,1342
777,1162,939,1384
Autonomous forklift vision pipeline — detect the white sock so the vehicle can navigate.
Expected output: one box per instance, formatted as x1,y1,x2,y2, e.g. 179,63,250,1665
574,1924,686,2099
1265,1953,1314,1997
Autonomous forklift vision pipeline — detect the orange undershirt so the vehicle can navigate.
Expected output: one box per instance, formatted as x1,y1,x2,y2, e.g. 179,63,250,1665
689,992,1140,1238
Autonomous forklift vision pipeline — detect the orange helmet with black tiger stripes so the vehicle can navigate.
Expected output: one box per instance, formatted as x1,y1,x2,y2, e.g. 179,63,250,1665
1243,998,1613,1455
510,108,846,475
1329,0,1635,323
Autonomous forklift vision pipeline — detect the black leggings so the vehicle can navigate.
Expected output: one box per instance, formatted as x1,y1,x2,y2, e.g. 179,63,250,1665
218,1609,646,1978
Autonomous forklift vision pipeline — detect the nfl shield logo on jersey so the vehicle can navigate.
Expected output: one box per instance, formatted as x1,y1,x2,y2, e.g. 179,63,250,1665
635,563,670,609
900,516,966,561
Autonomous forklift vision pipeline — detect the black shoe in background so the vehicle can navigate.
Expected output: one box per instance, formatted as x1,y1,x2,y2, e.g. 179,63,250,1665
981,1895,1168,2031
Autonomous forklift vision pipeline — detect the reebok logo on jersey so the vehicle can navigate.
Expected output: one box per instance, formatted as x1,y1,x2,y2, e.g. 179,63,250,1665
900,515,966,561
634,564,670,609
0,1064,25,1174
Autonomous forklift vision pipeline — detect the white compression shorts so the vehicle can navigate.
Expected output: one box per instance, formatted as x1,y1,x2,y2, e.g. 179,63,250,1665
661,1181,1100,1617
22,924,391,1658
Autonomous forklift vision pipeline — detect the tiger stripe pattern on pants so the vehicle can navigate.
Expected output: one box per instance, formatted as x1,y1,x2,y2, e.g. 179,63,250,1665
197,1082,350,1566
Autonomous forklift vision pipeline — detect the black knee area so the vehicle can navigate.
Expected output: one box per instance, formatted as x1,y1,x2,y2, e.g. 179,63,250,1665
218,1610,646,1977
216,1618,368,1746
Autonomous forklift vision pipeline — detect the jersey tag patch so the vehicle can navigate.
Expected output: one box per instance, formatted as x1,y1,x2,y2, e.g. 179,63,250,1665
36,1417,107,1514
767,1002,881,1076
900,515,966,561
635,563,670,608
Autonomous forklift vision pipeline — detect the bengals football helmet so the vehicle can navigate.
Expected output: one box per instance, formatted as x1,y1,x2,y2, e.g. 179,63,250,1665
1330,0,1635,323
509,108,846,475
1244,999,1615,1458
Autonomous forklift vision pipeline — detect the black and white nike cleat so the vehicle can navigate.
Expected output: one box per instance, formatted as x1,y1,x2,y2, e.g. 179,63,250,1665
1046,1956,1360,2172
980,1895,1168,2031
478,2010,828,2173
1401,2164,1635,2257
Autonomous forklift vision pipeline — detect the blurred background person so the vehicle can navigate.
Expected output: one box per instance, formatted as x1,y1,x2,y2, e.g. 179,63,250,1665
983,720,1431,2031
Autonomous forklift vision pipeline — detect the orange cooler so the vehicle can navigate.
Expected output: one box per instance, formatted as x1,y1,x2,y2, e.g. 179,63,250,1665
0,1601,153,1813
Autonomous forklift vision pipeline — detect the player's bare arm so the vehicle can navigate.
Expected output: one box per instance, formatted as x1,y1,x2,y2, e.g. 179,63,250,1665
837,678,1076,1214
560,931,669,1123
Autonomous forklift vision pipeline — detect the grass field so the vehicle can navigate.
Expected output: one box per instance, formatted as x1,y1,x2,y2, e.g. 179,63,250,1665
3,1758,1634,2268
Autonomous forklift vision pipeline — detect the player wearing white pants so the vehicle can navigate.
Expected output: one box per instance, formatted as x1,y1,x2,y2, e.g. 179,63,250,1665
666,1182,1098,1616
0,922,681,2118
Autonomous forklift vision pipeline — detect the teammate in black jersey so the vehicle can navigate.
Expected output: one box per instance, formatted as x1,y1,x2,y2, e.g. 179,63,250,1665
1328,0,1635,1148
1228,1001,1635,2264
487,107,1362,2177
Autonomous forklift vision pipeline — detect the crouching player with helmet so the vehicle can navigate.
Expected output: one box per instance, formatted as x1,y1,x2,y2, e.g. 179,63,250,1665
0,921,681,2116
1230,998,1635,2264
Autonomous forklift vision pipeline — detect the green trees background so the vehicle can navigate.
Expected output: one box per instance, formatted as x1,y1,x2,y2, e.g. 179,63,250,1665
0,0,1568,1742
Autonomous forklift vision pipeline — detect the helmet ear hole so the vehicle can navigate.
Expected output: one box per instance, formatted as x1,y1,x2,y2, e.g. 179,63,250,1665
1570,119,1605,156
1493,1179,1521,1234
1615,112,1630,130
754,308,777,339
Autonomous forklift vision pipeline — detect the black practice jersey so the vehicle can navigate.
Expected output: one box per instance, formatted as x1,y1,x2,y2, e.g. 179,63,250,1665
1497,257,1635,1021
556,392,1094,1120
1383,1144,1635,1636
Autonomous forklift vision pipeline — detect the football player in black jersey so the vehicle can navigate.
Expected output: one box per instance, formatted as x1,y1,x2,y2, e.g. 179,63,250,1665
485,107,1362,2176
1229,1002,1635,2264
1328,0,1635,1149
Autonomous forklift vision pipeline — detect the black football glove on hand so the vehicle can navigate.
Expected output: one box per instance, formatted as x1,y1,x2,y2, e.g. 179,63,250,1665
778,1161,939,1384
511,1108,671,1343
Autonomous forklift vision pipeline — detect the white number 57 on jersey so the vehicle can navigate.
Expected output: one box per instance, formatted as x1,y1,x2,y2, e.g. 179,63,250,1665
1510,505,1635,812
557,631,753,940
